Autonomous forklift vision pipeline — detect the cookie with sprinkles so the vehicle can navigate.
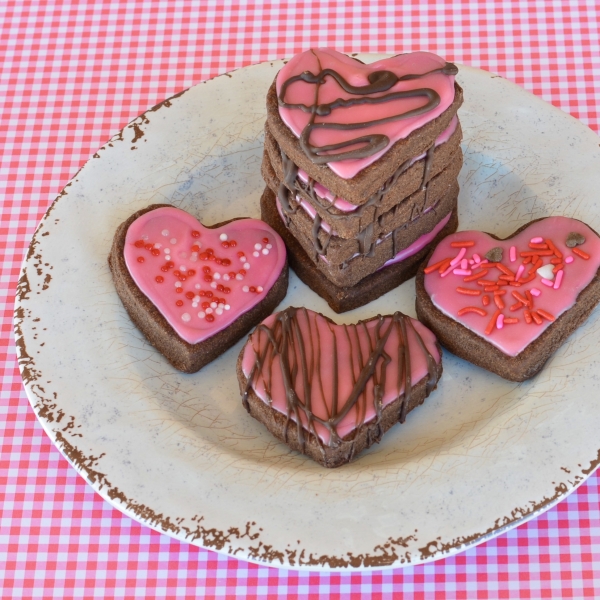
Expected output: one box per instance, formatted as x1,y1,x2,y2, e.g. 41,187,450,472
415,216,600,381
109,204,288,373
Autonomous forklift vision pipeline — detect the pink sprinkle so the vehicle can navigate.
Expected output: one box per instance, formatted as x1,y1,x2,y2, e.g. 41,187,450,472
496,314,505,329
450,247,467,267
440,264,455,277
553,270,564,290
530,237,543,244
468,259,475,265
473,253,481,263
541,278,554,287
460,258,468,269
453,268,472,276
565,256,574,264
510,246,517,262
479,259,489,265
515,264,525,280
530,288,541,297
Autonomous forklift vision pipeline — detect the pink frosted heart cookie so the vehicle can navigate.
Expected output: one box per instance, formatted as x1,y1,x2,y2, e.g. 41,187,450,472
276,48,458,179
415,216,600,381
109,204,288,373
237,307,443,467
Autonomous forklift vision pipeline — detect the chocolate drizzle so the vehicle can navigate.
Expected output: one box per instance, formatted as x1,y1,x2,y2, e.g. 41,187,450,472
278,51,457,164
242,307,439,450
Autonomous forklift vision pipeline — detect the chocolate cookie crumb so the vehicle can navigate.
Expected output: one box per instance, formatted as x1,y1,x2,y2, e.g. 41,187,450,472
485,247,503,262
566,232,586,248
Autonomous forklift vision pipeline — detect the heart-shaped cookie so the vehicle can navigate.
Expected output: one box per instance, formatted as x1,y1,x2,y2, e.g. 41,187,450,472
238,307,442,467
416,216,600,381
109,205,288,372
276,49,457,179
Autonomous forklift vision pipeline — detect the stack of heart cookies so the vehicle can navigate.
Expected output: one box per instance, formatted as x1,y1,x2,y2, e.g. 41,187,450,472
260,48,464,312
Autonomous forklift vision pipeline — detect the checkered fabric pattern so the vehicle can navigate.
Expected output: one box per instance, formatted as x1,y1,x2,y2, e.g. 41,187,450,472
2,1,599,597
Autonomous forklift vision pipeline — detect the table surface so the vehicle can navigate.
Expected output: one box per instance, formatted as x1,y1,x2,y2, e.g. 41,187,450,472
2,2,599,598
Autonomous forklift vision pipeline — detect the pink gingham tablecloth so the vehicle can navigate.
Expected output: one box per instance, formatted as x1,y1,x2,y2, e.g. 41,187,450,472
2,2,599,598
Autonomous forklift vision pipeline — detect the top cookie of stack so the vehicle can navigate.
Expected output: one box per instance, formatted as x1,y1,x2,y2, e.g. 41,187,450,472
261,49,464,307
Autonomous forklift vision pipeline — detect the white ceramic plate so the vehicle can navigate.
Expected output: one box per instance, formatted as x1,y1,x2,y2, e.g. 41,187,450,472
14,58,600,571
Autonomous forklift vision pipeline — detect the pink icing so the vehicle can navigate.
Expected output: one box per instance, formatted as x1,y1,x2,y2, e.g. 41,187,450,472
124,207,286,344
277,49,456,179
242,309,440,444
295,115,459,213
377,212,452,270
424,216,600,357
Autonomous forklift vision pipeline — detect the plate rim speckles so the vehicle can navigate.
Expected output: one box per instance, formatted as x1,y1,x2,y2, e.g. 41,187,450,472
13,56,600,571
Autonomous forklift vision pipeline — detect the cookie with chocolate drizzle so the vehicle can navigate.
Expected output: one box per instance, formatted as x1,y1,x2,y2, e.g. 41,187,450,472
237,306,443,467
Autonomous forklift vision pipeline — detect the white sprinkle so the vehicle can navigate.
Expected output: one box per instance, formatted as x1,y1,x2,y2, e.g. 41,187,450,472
242,286,249,293
253,251,259,257
192,302,198,308
220,233,228,241
174,282,182,288
223,274,230,281
161,229,169,237
213,272,221,280
266,244,272,249
210,302,217,309
236,274,244,281
225,304,230,310
194,283,201,289
239,255,246,262
153,243,162,249
206,307,213,314
181,313,191,322
254,243,262,250
197,311,205,318
164,248,171,254
170,238,177,244
190,253,198,262
216,308,223,315
180,265,187,272
141,234,148,240
210,282,217,288
256,286,263,293
262,249,269,255
193,295,200,302
243,262,250,269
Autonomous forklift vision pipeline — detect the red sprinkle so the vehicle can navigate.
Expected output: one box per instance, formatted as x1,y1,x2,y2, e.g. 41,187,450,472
476,279,497,287
552,263,564,274
573,247,590,260
221,258,231,266
510,301,523,311
223,287,231,294
204,276,213,282
201,301,210,309
495,263,515,277
485,309,502,335
523,256,532,265
529,242,549,250
205,314,215,322
484,285,500,292
494,295,505,309
249,286,256,293
229,240,237,247
463,270,490,282
262,237,269,244
202,266,211,274
537,309,556,322
503,317,519,324
191,230,200,238
521,250,554,257
450,241,475,248
424,257,452,274
187,269,195,276
155,276,164,283
134,240,145,248
237,251,245,257
550,257,562,265
531,311,543,325
546,239,562,259
493,289,507,296
151,248,160,256
191,244,200,252
511,291,530,307
524,309,533,324
239,269,246,276
137,256,145,263
456,287,481,296
482,295,490,306
457,306,488,317
176,300,183,307
144,243,153,251
185,291,194,300
221,241,230,248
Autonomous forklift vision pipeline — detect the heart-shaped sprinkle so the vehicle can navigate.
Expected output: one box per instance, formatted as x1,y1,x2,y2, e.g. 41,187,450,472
566,231,586,248
276,49,456,179
423,216,600,356
242,308,440,446
485,247,503,262
124,207,286,344
536,263,555,280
